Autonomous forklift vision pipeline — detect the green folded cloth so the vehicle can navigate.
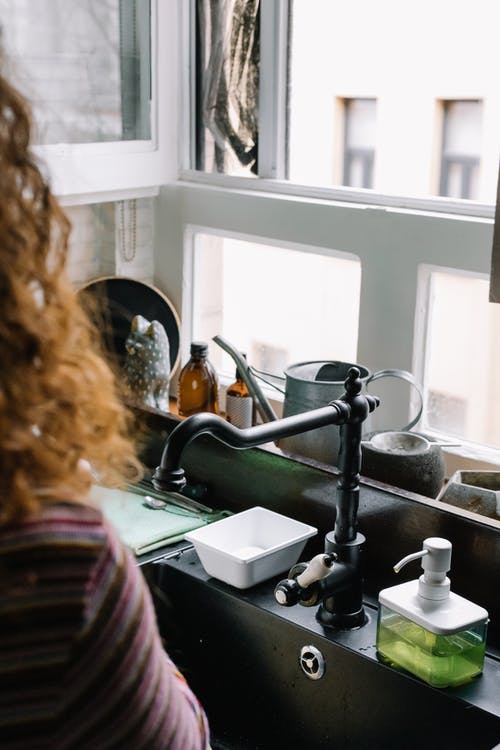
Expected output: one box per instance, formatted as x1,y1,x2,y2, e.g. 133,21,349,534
89,485,229,556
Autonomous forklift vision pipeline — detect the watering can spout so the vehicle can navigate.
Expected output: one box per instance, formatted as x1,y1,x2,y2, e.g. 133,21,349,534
212,335,278,423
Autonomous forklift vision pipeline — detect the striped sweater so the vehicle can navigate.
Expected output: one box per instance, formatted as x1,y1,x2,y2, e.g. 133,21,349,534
0,501,210,749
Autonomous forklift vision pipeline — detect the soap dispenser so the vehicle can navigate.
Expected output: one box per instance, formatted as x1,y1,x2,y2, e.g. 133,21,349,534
376,537,488,688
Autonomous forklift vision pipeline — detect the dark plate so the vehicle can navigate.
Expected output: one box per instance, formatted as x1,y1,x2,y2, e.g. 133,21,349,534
78,276,181,373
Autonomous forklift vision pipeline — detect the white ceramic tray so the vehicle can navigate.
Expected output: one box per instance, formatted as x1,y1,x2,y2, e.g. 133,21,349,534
185,506,317,589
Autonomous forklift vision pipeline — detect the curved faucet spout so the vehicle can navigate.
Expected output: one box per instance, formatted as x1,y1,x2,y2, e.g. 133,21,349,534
153,366,380,630
153,401,351,493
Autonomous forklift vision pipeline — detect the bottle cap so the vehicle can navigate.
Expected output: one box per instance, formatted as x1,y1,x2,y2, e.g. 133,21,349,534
190,341,208,356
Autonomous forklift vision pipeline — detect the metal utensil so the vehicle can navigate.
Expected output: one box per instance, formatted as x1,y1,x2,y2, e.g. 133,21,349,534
143,495,168,510
127,481,215,515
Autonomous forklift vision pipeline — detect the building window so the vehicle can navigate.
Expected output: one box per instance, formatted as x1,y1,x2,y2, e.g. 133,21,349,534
439,100,482,200
342,98,376,189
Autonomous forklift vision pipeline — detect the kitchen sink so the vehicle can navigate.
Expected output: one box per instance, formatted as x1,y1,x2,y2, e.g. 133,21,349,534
152,547,500,750
136,407,500,749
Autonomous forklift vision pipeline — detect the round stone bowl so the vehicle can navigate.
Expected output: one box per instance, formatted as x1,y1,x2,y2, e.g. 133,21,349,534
361,430,445,499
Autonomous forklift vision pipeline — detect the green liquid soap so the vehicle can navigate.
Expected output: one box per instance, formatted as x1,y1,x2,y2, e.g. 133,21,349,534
376,607,486,688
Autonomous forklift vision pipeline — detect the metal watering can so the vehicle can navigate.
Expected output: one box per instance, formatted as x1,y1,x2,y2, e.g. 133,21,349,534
214,337,423,466
277,360,422,465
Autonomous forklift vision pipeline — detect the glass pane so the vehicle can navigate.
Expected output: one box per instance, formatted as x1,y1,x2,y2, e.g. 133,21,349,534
445,163,465,199
289,0,500,202
346,156,366,189
0,0,151,144
443,101,482,157
424,270,500,447
195,0,259,176
345,99,376,149
192,233,361,380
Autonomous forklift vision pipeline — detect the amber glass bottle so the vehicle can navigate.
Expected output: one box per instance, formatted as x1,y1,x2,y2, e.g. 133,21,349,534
178,342,219,417
225,359,254,428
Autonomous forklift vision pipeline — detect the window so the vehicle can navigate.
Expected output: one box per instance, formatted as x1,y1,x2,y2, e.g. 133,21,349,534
342,98,376,189
195,0,259,176
193,0,500,203
1,0,151,145
439,100,482,200
189,232,361,383
420,269,500,449
179,0,500,462
0,3,168,300
0,0,172,198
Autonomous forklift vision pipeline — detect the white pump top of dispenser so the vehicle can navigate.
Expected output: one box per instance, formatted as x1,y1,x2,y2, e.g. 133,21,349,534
395,537,452,601
378,537,489,635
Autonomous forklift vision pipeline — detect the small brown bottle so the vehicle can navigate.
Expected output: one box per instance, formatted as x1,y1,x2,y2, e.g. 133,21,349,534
225,357,254,428
178,342,219,417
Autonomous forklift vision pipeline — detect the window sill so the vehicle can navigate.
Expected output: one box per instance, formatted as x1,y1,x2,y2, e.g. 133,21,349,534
177,170,495,221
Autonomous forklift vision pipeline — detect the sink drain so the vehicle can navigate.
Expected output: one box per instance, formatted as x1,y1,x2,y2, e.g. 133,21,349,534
299,645,325,680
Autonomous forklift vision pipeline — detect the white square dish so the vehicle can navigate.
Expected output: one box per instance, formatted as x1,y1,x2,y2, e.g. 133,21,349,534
185,506,317,589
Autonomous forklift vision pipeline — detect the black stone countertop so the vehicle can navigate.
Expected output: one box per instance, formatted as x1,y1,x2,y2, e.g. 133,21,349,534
153,547,500,750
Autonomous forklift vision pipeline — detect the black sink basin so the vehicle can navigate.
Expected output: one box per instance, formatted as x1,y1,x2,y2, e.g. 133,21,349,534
135,407,500,748
152,548,500,750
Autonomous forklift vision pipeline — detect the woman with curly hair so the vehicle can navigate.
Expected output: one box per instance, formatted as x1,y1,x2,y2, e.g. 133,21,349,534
0,66,210,748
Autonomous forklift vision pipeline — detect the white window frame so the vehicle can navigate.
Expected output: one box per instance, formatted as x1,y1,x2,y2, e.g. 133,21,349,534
33,0,177,204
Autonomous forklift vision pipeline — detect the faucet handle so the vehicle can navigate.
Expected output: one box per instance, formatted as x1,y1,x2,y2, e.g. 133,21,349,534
344,366,363,395
274,553,336,607
365,393,380,413
341,367,380,418
294,553,336,588
274,577,303,606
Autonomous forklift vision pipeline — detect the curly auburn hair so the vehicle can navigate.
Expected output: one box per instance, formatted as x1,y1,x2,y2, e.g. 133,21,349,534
0,71,142,524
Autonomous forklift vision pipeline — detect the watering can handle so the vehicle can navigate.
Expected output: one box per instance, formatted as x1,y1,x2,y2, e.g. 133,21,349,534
366,368,423,431
249,366,286,394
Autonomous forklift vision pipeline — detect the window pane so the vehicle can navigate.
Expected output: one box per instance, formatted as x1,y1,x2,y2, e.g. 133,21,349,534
288,0,500,202
439,100,482,199
443,101,482,157
345,156,366,189
423,270,500,447
343,98,376,188
0,0,151,144
345,99,376,150
192,234,361,380
195,0,259,176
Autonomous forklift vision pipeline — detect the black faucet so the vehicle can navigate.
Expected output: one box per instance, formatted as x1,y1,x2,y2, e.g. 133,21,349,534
153,367,379,629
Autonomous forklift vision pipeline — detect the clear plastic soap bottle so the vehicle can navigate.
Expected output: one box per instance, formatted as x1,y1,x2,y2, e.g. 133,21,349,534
178,341,219,417
376,537,489,688
225,355,254,428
